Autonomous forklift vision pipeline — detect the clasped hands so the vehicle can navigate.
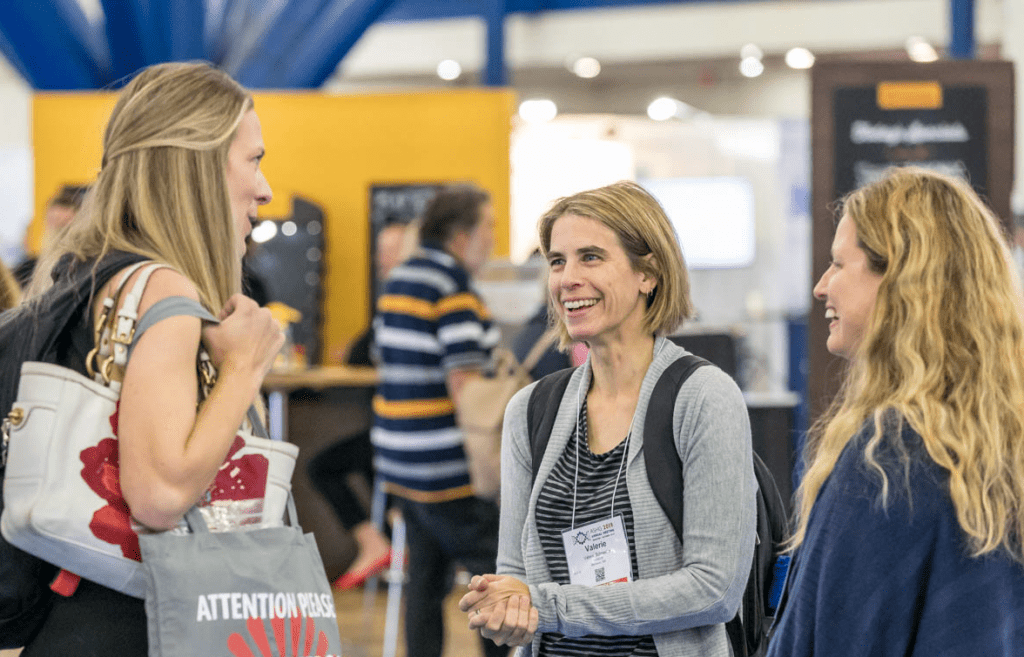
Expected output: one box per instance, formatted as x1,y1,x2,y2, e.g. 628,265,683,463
458,574,539,647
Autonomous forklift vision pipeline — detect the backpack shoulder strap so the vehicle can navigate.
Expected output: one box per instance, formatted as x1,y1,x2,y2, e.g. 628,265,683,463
526,366,577,484
642,354,710,540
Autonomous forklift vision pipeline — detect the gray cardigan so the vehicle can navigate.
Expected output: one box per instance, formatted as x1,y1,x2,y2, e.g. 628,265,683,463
498,337,756,657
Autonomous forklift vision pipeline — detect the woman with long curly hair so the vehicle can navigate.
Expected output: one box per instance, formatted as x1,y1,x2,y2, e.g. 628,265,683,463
767,167,1024,655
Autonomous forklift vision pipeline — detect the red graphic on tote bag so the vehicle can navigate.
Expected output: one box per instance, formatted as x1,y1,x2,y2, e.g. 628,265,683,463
208,436,269,503
80,408,272,556
79,404,140,560
227,616,334,657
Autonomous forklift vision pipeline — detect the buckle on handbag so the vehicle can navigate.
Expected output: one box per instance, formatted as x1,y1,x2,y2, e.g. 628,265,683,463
111,327,135,346
197,353,217,389
1,407,23,467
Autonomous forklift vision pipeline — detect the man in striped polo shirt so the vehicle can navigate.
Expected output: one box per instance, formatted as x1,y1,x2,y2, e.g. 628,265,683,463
371,184,507,657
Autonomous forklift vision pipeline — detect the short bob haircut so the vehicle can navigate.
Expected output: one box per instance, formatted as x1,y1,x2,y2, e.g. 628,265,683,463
538,180,693,349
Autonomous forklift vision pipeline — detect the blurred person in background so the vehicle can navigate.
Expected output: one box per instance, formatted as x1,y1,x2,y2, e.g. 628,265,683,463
13,184,88,287
510,250,572,381
459,181,755,657
767,167,1024,655
372,183,507,657
307,215,417,589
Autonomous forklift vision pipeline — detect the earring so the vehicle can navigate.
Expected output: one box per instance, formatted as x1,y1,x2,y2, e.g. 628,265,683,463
647,289,655,300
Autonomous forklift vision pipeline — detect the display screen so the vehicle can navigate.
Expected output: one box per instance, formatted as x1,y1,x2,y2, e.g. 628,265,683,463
640,176,756,269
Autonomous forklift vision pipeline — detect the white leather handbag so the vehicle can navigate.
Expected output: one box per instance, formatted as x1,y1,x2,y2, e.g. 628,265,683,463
1,262,298,598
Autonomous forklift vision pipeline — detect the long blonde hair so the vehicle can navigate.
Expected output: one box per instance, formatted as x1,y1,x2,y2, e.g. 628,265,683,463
29,62,252,314
538,181,694,350
0,259,19,311
792,167,1024,563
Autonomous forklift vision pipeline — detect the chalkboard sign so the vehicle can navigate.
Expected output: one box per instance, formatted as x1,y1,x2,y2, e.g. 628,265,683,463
833,85,988,198
808,60,1014,426
367,183,442,306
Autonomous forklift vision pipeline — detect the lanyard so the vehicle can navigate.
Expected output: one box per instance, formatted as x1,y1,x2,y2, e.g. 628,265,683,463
569,360,634,530
568,340,666,530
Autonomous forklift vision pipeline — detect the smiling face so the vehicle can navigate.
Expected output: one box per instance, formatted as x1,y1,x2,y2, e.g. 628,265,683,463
547,213,654,348
226,109,272,258
813,213,884,361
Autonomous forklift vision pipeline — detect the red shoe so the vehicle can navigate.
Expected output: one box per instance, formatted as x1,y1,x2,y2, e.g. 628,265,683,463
333,549,393,590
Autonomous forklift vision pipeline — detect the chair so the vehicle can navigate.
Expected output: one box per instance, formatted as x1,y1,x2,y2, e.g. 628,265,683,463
364,478,406,657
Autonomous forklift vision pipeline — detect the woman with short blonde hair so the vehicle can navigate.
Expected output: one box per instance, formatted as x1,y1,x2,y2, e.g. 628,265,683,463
768,166,1024,655
460,180,755,657
537,180,693,347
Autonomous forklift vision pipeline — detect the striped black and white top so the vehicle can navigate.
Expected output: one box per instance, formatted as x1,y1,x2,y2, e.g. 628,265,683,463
535,399,658,657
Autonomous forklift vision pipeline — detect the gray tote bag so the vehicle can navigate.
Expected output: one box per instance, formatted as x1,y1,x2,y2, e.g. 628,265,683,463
139,499,342,657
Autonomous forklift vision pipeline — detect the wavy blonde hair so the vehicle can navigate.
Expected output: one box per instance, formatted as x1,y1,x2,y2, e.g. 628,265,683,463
29,62,252,314
538,181,694,349
0,259,19,311
792,167,1024,563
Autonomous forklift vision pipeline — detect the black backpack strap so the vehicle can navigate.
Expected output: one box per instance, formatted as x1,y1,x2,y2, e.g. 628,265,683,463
642,354,710,541
526,367,577,484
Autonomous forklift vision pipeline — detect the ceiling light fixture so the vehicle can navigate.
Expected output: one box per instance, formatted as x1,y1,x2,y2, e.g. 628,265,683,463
572,56,601,79
437,59,462,81
519,99,558,123
740,43,763,61
739,57,764,78
250,220,278,243
647,97,679,121
785,47,815,69
906,36,938,62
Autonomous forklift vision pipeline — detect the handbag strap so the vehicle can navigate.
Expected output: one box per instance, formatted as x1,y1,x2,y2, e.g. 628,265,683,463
183,494,300,534
518,330,557,375
86,259,153,382
91,262,169,392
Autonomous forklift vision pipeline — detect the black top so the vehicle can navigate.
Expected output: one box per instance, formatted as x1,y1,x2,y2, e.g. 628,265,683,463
534,399,658,657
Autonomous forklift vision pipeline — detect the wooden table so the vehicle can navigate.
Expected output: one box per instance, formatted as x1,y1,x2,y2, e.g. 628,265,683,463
262,365,378,442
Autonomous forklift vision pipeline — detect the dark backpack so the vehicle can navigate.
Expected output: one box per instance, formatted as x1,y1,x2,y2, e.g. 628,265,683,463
527,355,790,657
0,252,147,647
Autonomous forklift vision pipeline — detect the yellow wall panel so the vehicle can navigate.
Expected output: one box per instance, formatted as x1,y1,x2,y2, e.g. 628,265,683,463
32,89,514,361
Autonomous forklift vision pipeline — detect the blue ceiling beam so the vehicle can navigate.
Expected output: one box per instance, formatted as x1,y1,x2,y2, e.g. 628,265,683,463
207,0,243,61
268,0,399,89
948,0,974,59
379,0,694,22
233,0,332,88
213,0,267,71
101,0,152,81
484,0,507,86
101,0,204,81
0,1,107,89
166,0,207,60
147,1,173,62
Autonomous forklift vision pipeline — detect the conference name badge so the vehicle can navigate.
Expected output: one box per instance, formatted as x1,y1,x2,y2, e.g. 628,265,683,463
561,515,632,587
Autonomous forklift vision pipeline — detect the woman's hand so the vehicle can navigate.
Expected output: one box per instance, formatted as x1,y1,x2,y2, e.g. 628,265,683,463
202,294,283,378
459,574,538,647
